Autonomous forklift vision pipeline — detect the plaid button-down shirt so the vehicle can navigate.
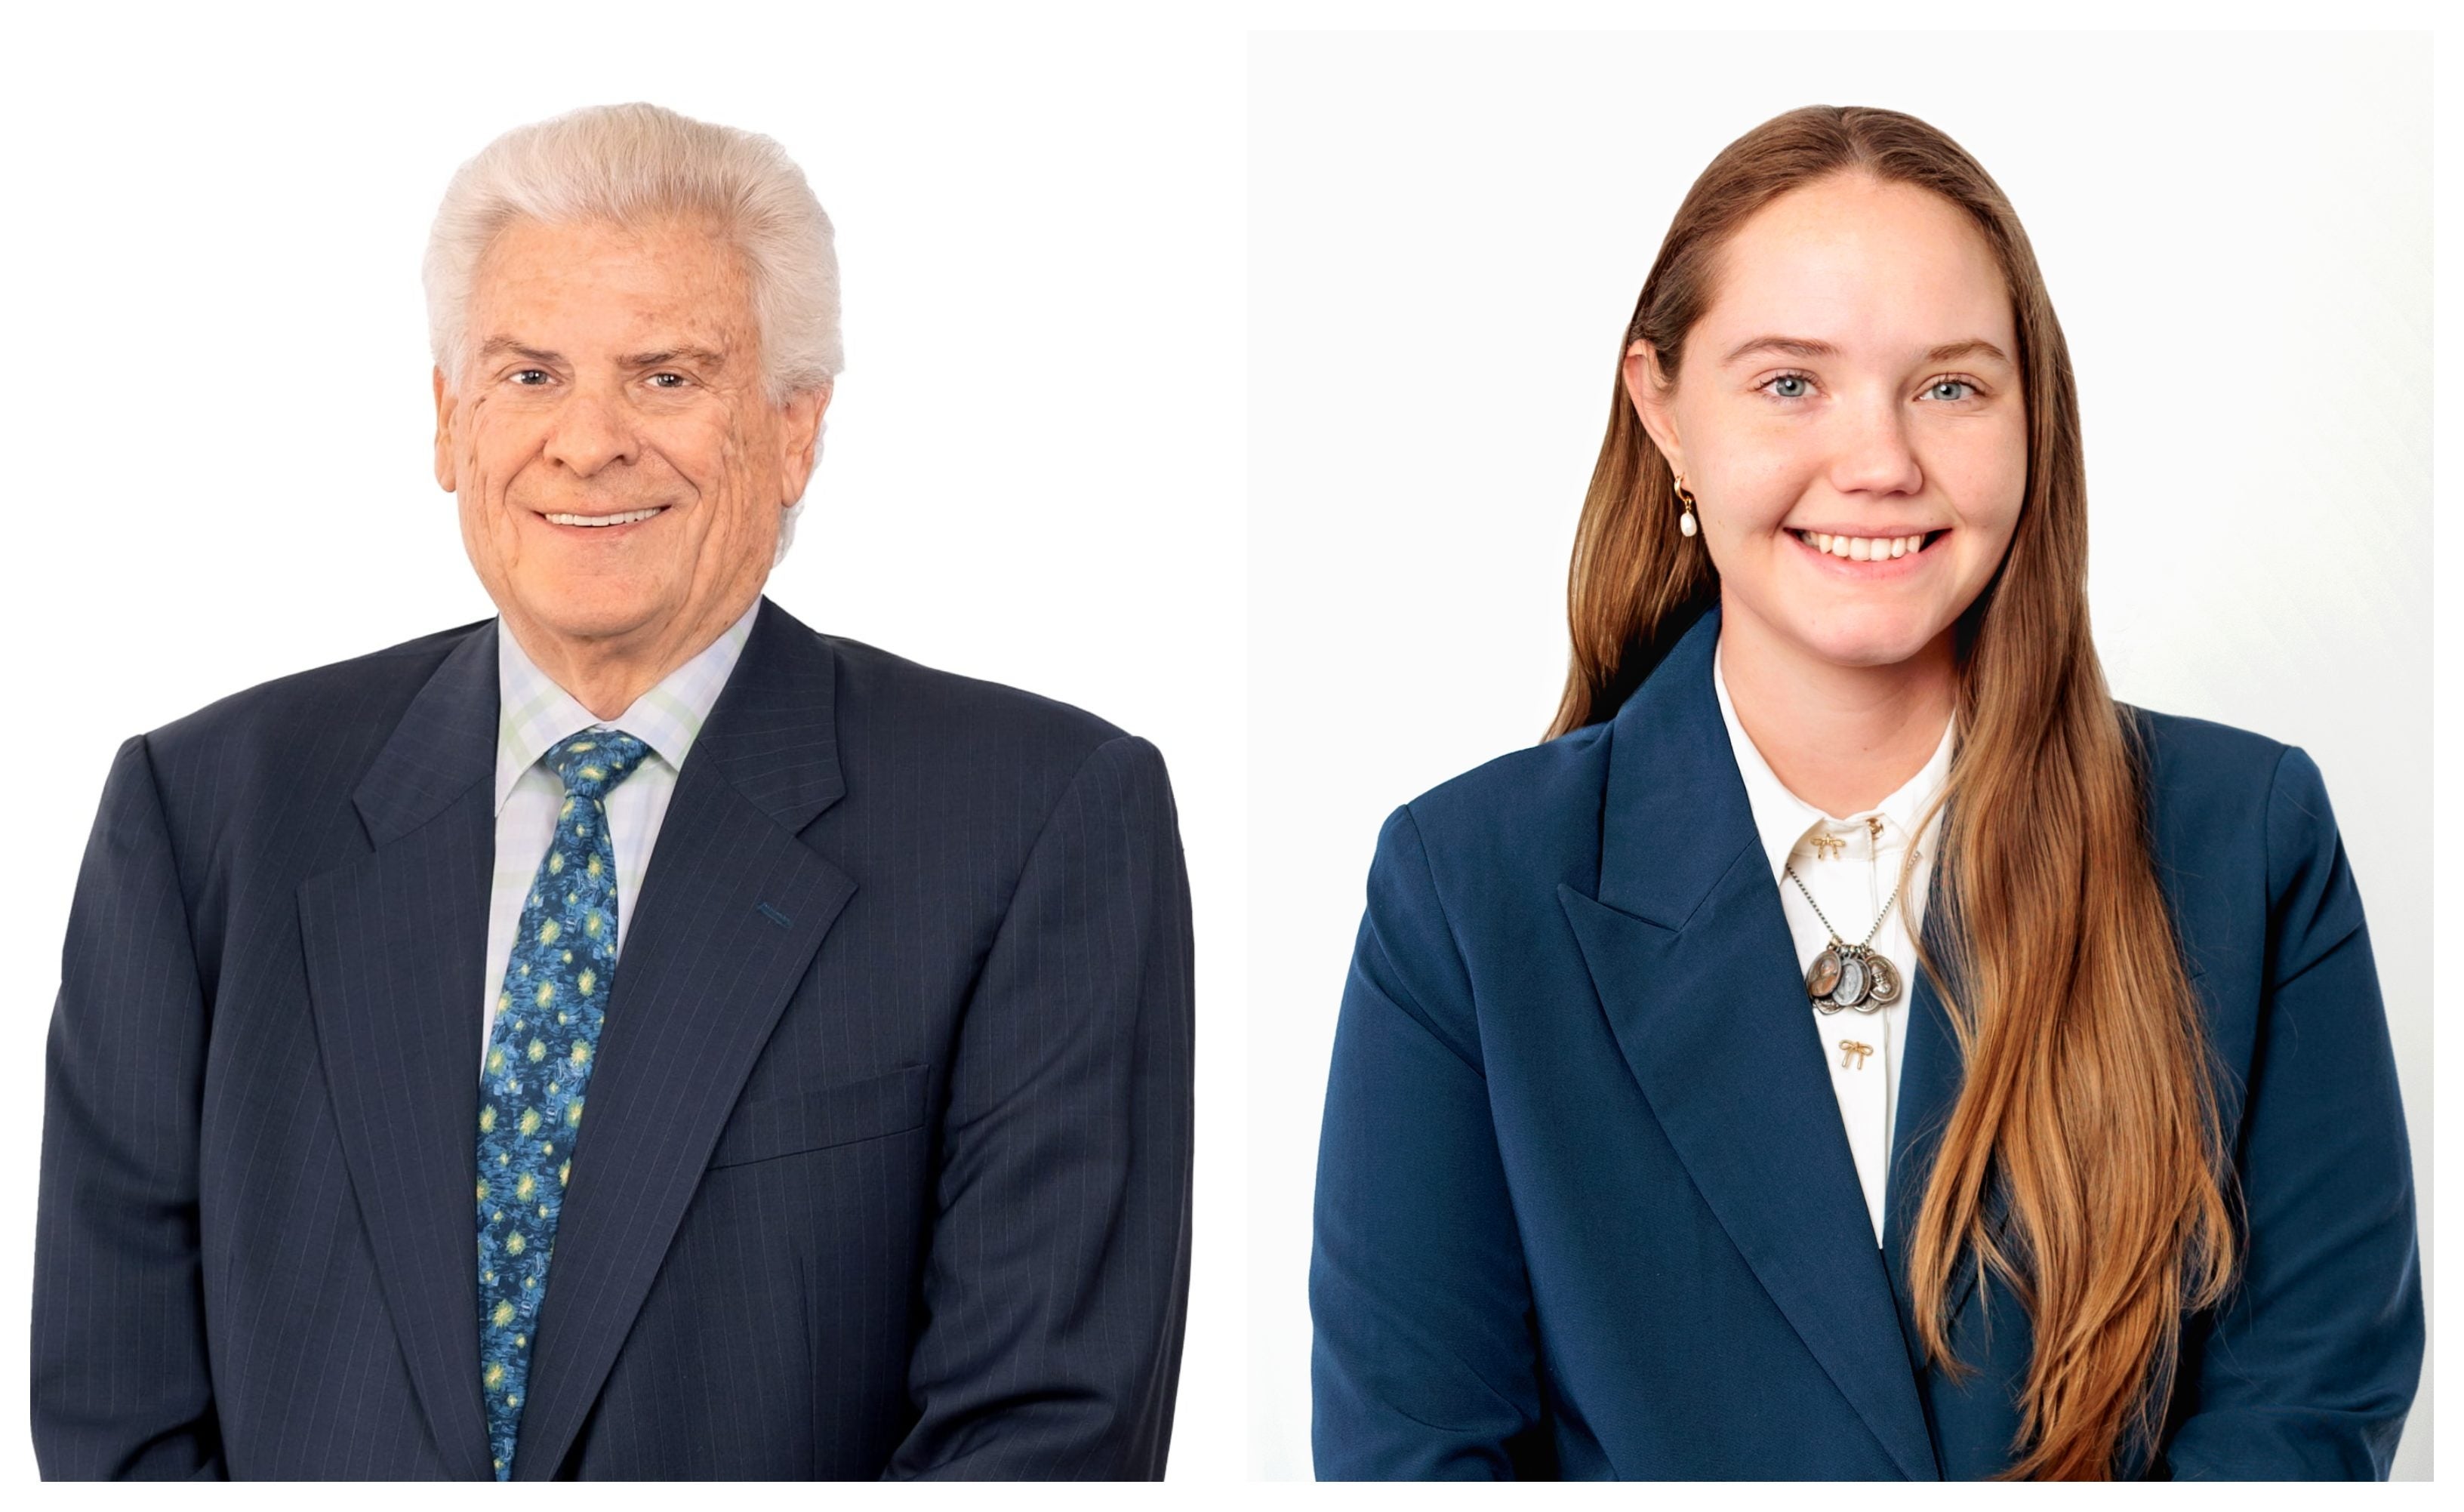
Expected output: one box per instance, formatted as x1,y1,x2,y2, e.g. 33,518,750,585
478,598,759,1064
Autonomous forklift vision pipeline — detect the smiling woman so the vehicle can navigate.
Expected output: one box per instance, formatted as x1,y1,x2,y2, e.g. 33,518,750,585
1307,103,2422,1481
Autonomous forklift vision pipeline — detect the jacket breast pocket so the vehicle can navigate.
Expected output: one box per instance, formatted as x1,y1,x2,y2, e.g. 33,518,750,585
705,1064,932,1169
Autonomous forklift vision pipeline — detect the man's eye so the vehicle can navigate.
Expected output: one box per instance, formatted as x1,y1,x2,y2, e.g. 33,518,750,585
648,372,687,389
510,369,550,386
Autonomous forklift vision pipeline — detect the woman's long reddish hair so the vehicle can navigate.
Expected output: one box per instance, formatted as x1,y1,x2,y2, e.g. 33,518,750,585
1549,105,2236,1479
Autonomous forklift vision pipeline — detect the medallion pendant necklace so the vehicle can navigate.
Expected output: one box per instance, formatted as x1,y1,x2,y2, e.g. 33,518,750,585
1786,848,1912,1015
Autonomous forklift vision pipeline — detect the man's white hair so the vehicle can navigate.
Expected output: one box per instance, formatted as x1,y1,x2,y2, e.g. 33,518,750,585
424,101,841,564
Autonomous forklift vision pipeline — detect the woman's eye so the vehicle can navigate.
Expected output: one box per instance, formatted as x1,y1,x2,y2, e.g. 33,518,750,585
1757,373,1982,404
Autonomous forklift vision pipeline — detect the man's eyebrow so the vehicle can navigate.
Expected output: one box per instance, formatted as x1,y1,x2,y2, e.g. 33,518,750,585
622,346,729,368
476,337,563,365
1721,335,2013,367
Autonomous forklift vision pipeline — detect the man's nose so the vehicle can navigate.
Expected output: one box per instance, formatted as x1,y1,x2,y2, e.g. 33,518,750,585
541,384,641,476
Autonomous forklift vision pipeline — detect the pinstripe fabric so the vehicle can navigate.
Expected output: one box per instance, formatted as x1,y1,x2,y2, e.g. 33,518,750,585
33,596,1196,1480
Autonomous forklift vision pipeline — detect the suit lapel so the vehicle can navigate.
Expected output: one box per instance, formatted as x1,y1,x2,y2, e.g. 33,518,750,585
299,619,500,1481
1558,606,1939,1482
511,597,857,1479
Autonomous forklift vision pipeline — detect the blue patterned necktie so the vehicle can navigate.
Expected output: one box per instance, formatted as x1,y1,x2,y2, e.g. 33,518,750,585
475,727,648,1480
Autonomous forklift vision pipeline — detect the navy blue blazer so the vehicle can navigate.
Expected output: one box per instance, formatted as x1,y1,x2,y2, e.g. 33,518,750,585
34,596,1194,1479
1311,606,2421,1479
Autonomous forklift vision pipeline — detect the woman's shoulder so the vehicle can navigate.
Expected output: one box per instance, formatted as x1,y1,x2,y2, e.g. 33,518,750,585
2121,701,2345,884
2126,699,2326,794
2125,701,2289,777
1378,722,1618,866
1352,725,1619,1018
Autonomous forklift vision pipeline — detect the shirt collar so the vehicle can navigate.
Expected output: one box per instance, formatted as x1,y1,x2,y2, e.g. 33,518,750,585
493,597,761,815
1711,637,1957,885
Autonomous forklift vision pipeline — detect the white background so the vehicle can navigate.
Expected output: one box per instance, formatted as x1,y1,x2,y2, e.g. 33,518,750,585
0,0,2451,1492
1249,27,2435,1481
0,1,1246,1486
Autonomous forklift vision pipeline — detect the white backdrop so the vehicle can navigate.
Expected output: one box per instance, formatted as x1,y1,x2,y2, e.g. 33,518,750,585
0,2,2448,1491
1248,29,2434,1480
0,2,1245,1486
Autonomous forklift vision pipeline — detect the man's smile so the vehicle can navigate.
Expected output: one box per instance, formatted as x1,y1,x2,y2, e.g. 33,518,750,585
535,505,670,534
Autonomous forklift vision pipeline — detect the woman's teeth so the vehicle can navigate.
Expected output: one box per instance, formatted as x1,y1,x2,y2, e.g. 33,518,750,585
1794,529,1929,561
547,507,664,527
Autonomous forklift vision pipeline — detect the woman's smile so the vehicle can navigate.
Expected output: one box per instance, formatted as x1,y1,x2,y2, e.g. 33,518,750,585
1784,525,1951,578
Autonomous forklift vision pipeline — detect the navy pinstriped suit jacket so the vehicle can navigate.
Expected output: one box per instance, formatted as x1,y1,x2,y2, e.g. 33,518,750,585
1311,605,2422,1479
33,595,1194,1479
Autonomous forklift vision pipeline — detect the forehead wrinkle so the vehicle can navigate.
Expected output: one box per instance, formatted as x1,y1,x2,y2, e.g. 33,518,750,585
473,218,757,319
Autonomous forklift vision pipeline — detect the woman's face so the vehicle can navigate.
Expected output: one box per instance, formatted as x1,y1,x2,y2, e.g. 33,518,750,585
1630,173,2028,675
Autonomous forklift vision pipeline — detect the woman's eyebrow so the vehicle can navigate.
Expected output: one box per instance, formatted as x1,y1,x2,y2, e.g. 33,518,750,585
1923,338,2012,367
1722,335,2013,367
1724,335,1838,364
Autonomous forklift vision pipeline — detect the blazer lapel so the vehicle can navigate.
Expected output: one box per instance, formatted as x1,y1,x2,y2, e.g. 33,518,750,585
1881,928,2038,1475
1883,895,1982,1336
1557,607,1939,1482
299,619,500,1481
511,597,858,1480
1880,889,2211,1475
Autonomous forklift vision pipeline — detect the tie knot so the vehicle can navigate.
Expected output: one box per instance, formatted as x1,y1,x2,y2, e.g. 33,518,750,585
546,728,650,799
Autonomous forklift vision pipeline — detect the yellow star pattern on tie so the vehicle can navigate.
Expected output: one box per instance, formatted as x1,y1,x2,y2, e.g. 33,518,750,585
473,727,648,1480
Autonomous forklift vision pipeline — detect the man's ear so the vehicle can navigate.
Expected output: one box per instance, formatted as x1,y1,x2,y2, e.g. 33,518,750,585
432,365,458,494
1622,340,1685,479
778,381,831,504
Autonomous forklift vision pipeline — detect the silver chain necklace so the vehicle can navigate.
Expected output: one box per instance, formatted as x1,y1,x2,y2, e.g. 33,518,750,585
1785,858,1907,1015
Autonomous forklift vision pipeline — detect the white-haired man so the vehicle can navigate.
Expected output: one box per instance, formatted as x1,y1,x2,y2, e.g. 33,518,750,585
32,103,1194,1481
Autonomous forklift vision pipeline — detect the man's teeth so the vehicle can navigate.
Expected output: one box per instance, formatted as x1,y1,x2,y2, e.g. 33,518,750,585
1795,529,1929,561
546,507,664,528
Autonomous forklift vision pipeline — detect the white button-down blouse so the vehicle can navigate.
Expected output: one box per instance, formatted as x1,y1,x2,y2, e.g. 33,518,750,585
1711,643,1957,1247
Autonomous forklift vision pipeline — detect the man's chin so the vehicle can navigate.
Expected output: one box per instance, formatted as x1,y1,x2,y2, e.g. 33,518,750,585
502,584,676,649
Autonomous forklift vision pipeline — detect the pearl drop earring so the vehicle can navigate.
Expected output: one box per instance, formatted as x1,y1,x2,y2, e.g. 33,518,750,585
1675,475,1699,538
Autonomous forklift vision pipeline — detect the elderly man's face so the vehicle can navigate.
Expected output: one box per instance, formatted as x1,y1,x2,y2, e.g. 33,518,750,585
434,216,827,659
